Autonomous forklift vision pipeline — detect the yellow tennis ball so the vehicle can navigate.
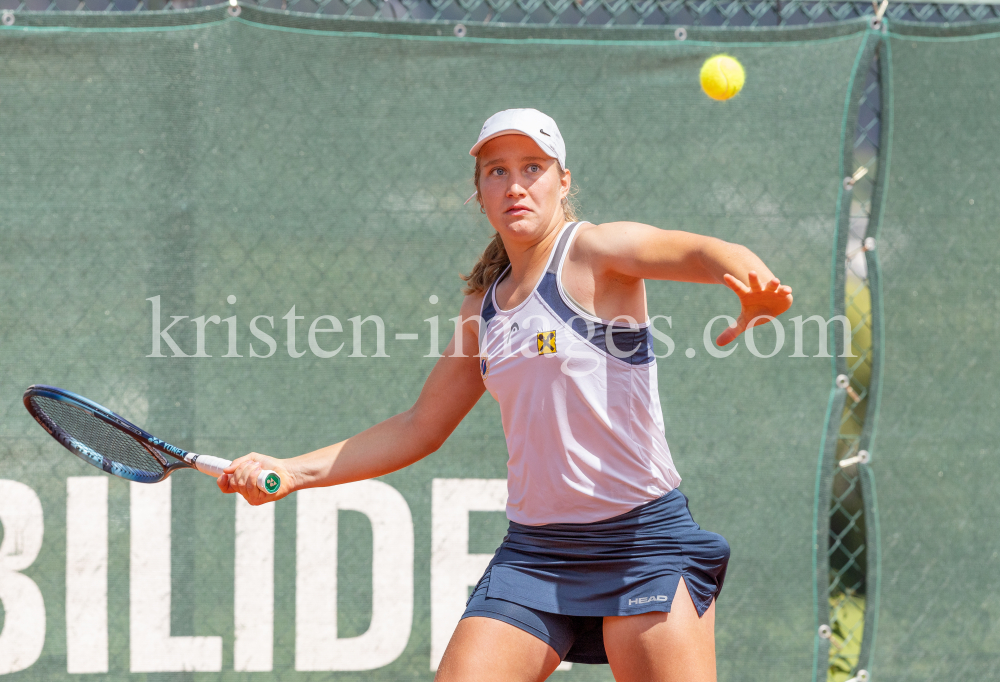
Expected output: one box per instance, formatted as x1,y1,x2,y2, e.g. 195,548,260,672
700,55,745,101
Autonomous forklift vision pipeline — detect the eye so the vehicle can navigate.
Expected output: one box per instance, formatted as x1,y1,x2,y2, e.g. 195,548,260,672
490,167,506,176
527,164,541,173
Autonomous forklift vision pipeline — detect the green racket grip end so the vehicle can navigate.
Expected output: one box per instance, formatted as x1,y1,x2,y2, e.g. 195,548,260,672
256,470,281,494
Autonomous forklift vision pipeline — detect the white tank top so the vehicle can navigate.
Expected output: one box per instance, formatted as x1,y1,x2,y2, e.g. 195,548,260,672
479,221,682,525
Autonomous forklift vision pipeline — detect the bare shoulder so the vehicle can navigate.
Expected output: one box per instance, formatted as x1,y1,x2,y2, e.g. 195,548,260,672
459,290,486,319
573,221,619,253
570,221,661,268
574,221,708,261
454,290,487,356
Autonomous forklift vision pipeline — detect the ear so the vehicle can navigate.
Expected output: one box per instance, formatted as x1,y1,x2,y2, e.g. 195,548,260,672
560,167,572,199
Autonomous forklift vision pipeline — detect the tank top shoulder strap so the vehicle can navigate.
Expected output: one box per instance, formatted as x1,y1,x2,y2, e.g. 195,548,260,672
546,221,582,276
478,264,508,349
480,222,579,342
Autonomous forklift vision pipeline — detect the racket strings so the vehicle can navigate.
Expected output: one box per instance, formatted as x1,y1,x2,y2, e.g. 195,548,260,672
30,395,164,477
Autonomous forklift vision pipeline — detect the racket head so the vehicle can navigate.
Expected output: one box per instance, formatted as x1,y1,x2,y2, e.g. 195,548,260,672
23,385,182,484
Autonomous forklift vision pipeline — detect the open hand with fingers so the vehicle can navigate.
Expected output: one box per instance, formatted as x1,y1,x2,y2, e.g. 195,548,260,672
716,271,793,347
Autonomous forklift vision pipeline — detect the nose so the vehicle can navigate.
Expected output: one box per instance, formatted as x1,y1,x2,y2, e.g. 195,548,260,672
506,179,527,198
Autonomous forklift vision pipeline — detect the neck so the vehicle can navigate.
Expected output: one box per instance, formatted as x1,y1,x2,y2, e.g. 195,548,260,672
504,214,569,287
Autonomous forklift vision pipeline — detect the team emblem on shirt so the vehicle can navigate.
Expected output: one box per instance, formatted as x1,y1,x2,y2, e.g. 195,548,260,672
536,330,557,355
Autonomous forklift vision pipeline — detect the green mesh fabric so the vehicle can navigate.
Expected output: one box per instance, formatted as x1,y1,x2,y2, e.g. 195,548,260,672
820,35,882,682
0,12,952,681
872,30,1000,680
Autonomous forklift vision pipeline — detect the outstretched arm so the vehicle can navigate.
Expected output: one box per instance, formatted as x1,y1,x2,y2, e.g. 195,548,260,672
219,294,486,505
574,221,793,346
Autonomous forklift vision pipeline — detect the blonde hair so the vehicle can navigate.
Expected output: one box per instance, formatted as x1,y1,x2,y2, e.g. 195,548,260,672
461,157,579,295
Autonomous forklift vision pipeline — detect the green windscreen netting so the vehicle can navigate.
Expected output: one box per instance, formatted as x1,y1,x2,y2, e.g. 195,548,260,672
0,9,995,681
874,30,1000,681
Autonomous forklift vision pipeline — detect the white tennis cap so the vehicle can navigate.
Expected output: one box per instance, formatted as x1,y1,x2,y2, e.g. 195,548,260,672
469,108,567,169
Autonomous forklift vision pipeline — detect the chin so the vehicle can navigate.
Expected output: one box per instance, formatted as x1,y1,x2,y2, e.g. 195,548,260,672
494,220,537,242
495,213,546,234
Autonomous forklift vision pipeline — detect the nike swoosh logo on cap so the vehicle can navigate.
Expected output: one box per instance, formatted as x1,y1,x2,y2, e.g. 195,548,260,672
539,129,551,137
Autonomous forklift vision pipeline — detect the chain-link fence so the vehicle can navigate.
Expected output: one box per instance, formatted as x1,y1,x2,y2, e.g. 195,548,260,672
821,37,883,682
2,0,1000,26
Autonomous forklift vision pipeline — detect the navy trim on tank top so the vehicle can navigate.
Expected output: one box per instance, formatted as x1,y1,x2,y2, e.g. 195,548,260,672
536,272,653,365
481,287,498,327
542,223,653,365
480,222,653,365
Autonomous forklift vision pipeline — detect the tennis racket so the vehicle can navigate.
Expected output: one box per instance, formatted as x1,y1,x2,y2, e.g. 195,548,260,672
23,385,280,494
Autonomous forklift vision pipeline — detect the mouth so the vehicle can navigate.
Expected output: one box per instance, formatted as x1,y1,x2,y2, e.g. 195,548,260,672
505,204,531,215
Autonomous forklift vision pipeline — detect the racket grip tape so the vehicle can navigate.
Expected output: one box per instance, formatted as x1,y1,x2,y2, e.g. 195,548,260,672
193,455,281,494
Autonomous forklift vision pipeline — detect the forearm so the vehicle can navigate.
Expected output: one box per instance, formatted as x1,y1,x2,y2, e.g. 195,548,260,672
585,223,778,285
287,409,438,491
220,298,486,504
697,238,776,286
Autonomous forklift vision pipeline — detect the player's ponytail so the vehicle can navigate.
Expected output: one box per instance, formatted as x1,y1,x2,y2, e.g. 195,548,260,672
462,230,510,295
462,157,579,295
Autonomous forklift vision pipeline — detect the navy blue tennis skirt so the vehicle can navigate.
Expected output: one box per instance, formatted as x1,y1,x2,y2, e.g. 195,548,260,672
461,488,730,664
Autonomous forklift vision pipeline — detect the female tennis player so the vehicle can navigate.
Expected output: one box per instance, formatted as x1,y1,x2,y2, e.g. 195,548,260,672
219,108,793,682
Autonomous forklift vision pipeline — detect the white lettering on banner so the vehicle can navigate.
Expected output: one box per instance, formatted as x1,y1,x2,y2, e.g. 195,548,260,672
66,477,109,673
0,480,46,675
234,497,274,672
429,479,571,672
130,480,222,672
295,480,413,671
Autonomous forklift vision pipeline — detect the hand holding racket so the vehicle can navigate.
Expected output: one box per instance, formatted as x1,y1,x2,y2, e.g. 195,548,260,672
217,452,292,505
23,385,282,495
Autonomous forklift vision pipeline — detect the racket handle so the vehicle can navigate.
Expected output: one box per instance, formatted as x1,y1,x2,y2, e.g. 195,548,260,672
256,469,282,495
192,454,230,478
192,455,281,495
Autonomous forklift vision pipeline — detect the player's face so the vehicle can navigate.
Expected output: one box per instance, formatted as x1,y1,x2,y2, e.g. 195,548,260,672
477,135,570,242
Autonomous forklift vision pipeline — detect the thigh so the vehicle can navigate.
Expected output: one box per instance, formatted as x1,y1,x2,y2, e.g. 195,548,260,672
603,577,717,682
435,616,563,682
